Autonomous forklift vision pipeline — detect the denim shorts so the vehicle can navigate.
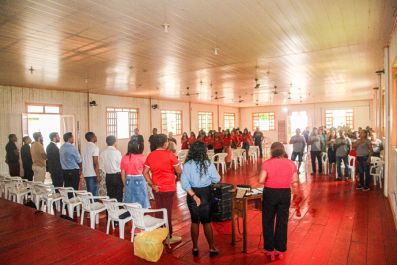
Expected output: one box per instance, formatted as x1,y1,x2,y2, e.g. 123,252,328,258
123,175,150,208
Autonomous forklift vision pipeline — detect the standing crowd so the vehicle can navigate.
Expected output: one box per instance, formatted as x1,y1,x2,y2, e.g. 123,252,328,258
4,124,383,260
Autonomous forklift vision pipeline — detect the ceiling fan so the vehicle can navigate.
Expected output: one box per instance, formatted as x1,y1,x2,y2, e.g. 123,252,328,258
213,91,225,100
235,96,244,103
272,85,278,95
254,78,260,89
184,86,199,96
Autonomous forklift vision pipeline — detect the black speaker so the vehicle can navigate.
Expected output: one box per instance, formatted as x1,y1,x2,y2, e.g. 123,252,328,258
211,183,233,222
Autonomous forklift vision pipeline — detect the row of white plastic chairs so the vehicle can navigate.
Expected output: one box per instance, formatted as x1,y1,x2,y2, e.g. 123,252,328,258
0,176,170,244
177,146,260,174
319,153,384,186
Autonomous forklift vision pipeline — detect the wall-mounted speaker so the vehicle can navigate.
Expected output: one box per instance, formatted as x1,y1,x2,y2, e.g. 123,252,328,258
151,104,158,109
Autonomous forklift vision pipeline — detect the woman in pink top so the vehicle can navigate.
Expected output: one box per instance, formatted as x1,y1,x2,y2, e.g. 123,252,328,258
259,142,298,261
121,140,150,208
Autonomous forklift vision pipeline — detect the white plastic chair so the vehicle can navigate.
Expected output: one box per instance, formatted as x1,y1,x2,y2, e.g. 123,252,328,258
77,191,109,229
236,148,246,167
211,153,228,174
37,184,62,215
4,176,21,200
348,155,356,181
102,199,133,239
370,157,384,188
248,146,258,162
125,203,170,246
8,177,31,204
58,187,82,219
177,150,188,164
231,149,240,170
321,152,328,175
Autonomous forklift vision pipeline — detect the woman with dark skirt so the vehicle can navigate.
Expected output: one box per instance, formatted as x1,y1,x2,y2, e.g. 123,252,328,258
326,129,337,177
181,141,220,257
259,142,298,261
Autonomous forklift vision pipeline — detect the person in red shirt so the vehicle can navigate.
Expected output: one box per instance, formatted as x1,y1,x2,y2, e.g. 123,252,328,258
231,130,240,149
242,129,253,159
259,142,298,261
207,131,215,150
223,130,232,164
143,134,183,244
181,132,189,150
213,133,224,154
188,132,197,148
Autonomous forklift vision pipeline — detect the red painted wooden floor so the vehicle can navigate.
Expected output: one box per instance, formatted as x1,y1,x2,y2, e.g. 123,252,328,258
1,159,397,265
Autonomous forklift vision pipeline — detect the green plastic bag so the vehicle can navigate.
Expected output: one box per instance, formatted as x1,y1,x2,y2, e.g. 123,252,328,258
133,228,168,262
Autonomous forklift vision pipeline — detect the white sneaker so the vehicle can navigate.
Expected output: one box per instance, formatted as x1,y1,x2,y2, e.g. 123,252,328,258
166,235,182,244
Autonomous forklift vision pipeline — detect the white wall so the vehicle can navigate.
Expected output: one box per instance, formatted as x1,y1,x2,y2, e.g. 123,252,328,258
0,86,240,173
386,25,397,226
240,100,374,143
0,85,88,174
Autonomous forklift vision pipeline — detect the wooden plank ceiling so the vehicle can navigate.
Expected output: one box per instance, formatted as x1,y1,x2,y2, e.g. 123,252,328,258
0,0,395,106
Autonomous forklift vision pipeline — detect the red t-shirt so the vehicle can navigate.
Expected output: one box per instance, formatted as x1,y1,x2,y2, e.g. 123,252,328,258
262,158,297,188
188,137,196,145
144,150,179,192
207,136,215,146
120,154,146,175
223,136,231,147
214,139,224,150
181,138,189,149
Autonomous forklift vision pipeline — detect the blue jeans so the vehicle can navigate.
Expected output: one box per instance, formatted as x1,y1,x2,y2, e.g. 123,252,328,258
357,156,370,188
124,175,150,208
336,156,349,178
85,176,97,196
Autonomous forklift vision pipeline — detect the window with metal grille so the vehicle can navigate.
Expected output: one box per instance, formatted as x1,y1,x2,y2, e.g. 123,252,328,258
198,112,213,132
224,113,235,130
252,112,275,131
161,110,182,135
106,107,138,139
325,109,353,129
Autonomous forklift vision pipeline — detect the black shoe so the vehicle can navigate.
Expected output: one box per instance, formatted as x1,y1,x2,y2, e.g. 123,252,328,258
192,249,199,257
363,187,370,192
209,249,219,257
356,185,363,190
336,177,341,181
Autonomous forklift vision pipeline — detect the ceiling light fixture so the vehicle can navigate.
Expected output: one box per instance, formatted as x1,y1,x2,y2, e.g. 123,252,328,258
214,47,219,55
162,23,170,33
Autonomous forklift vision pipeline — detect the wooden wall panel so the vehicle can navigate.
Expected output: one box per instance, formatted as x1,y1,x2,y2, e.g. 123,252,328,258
0,85,88,174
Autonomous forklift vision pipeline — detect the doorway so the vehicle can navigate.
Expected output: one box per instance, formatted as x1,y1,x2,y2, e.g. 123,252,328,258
289,111,308,138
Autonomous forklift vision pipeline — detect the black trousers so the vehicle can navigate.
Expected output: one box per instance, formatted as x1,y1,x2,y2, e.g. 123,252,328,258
63,169,80,191
262,187,291,252
106,173,123,202
310,151,322,174
23,164,33,181
8,162,20,177
50,169,64,188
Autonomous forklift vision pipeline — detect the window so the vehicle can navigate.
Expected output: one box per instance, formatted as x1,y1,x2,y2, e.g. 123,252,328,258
106,107,138,139
325,109,353,129
224,113,235,130
252,112,275,131
26,103,61,114
198,112,213,131
161,110,182,135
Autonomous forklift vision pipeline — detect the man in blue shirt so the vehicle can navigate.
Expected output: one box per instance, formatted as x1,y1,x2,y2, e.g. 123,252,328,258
60,132,82,190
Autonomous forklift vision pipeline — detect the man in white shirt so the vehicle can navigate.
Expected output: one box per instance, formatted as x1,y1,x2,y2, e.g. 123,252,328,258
289,128,306,173
82,132,100,196
100,135,123,202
